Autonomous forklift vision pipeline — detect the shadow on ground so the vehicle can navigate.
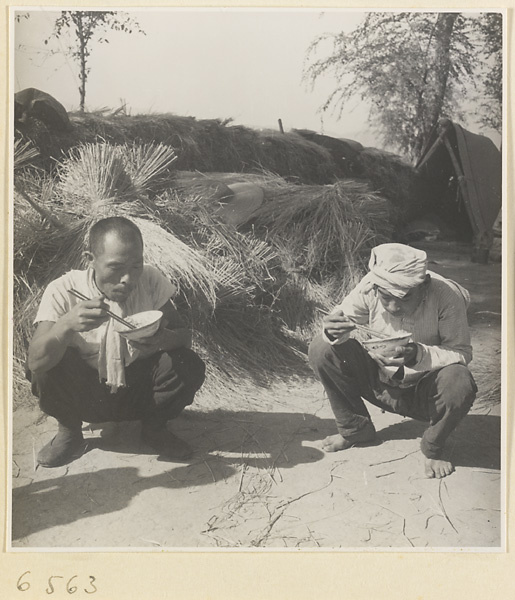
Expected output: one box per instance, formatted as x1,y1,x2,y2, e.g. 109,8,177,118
12,463,236,541
83,410,330,469
12,409,328,540
12,407,499,541
378,413,500,470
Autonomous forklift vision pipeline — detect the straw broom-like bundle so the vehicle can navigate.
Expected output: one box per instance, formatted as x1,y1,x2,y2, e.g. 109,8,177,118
59,143,135,211
14,138,39,170
58,142,177,212
130,216,218,309
122,142,178,196
248,179,393,278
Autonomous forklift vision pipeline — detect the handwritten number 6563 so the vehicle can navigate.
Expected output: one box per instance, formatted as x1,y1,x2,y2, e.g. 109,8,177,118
16,572,97,594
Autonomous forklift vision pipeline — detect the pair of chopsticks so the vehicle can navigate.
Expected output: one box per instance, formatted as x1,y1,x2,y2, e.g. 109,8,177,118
318,309,389,339
68,289,136,330
351,322,389,340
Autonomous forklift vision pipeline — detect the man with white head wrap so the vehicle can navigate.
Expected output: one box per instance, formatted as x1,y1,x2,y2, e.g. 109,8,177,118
308,243,476,479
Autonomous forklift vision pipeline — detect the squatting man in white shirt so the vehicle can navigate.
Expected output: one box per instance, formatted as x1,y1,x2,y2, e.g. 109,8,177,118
27,216,205,468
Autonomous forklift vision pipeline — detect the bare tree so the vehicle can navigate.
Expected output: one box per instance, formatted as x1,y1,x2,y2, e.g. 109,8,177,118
44,11,145,112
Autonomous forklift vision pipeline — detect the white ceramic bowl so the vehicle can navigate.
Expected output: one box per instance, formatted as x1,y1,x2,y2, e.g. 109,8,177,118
113,310,163,341
362,333,412,356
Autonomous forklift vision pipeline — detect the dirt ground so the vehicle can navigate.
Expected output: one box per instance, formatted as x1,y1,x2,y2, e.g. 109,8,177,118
11,241,502,549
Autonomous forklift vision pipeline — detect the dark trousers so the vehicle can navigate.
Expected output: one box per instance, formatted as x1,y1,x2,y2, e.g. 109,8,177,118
308,335,477,459
28,347,206,430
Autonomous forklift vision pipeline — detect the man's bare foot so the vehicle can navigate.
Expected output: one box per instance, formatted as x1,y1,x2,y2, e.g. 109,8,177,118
424,457,454,478
321,422,376,453
321,434,353,452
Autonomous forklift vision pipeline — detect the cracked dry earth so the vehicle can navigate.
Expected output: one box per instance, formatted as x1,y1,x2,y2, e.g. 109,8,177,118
11,242,502,550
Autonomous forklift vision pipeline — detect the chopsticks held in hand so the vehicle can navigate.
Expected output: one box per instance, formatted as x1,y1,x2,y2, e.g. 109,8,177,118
350,322,389,340
318,309,389,339
68,289,136,330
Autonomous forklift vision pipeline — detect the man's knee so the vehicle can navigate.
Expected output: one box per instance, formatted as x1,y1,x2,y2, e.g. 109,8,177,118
308,334,361,374
308,334,332,372
156,348,206,392
179,348,206,391
435,364,477,411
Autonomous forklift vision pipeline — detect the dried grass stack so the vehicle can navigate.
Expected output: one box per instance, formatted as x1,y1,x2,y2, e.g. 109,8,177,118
14,138,39,170
194,176,395,280
59,142,177,210
21,112,338,184
356,148,430,223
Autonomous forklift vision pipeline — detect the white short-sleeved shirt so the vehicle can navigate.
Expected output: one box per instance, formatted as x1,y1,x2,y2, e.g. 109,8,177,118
34,265,176,370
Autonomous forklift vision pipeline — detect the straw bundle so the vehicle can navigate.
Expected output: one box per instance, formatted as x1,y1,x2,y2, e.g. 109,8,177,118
247,179,393,279
58,142,177,212
123,143,178,195
59,143,136,209
131,216,218,309
14,138,39,170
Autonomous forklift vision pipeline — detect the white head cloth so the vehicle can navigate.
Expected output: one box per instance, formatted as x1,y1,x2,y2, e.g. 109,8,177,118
364,243,428,298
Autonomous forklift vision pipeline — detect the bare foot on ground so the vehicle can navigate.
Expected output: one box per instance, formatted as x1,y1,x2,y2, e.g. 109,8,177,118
320,422,376,452
424,456,454,478
321,434,353,452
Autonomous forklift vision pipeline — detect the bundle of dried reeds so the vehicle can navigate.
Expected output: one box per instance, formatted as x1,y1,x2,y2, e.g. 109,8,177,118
14,138,39,170
58,142,177,212
246,179,394,279
59,143,136,209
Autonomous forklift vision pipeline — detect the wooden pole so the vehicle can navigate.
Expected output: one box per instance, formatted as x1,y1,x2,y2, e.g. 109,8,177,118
14,185,63,229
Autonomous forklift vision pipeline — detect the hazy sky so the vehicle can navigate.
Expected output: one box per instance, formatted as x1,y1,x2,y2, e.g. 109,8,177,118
12,8,383,146
13,8,500,150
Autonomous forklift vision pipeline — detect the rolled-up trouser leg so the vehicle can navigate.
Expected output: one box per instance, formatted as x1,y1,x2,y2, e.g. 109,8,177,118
308,335,380,440
412,364,477,459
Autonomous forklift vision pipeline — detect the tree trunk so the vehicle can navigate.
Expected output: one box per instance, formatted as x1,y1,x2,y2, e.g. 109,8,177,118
75,13,87,112
413,13,457,161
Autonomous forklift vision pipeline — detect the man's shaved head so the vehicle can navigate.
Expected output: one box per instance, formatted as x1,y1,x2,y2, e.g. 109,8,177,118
88,217,143,256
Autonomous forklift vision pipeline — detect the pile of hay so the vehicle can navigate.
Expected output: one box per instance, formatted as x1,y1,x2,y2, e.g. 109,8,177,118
355,148,432,224
17,112,338,185
248,179,394,280
16,109,434,225
169,172,395,282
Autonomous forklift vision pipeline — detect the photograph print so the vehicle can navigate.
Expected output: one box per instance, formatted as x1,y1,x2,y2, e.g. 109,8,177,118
10,7,504,550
